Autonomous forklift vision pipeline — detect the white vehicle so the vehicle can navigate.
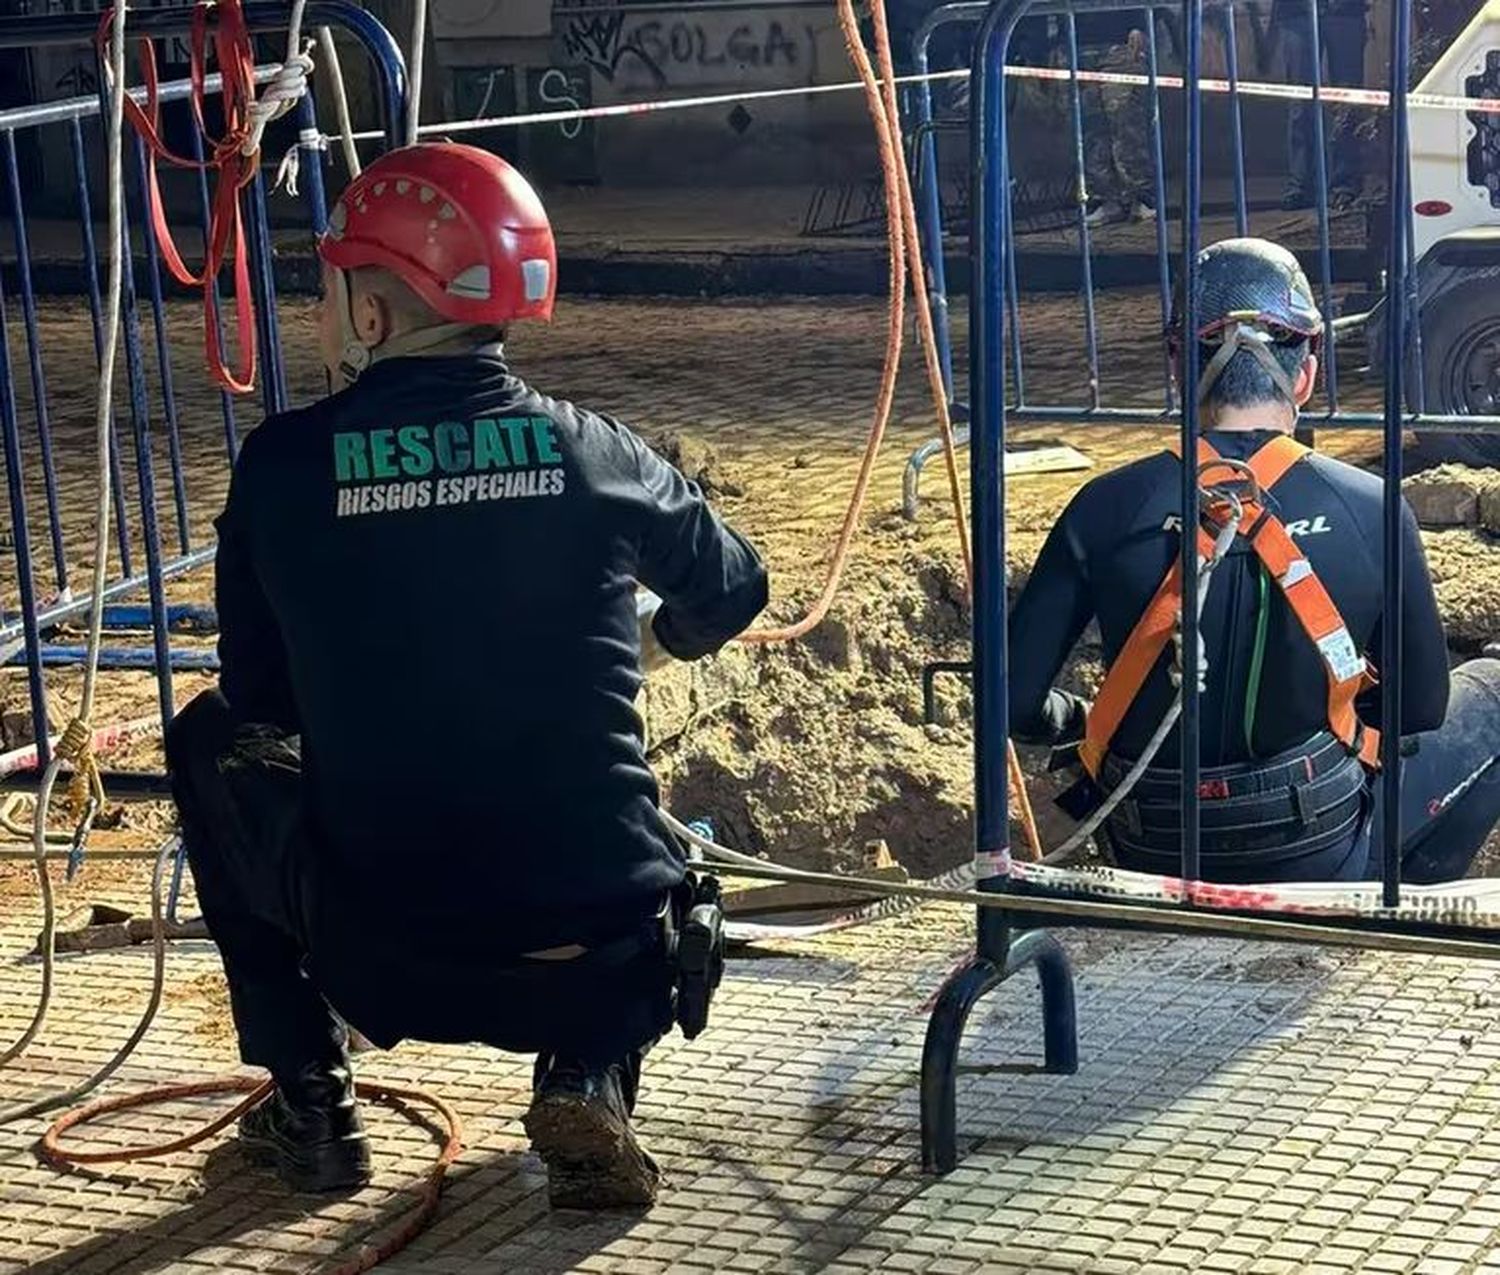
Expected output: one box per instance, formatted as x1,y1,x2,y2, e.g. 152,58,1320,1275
1367,0,1500,464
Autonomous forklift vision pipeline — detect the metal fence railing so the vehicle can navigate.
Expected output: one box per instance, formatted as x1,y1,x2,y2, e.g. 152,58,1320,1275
919,0,1500,1174
0,1,405,769
901,0,1500,517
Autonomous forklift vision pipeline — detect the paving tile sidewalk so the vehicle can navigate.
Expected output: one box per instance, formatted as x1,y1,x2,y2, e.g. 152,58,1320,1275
5,886,1500,1274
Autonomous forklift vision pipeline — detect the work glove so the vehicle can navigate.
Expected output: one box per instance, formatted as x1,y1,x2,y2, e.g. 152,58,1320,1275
638,592,675,675
1045,689,1092,771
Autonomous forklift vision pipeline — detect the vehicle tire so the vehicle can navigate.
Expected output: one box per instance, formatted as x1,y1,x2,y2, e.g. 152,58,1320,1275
1406,276,1500,470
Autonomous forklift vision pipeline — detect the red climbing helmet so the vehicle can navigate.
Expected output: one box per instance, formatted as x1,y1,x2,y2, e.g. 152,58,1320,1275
319,142,556,325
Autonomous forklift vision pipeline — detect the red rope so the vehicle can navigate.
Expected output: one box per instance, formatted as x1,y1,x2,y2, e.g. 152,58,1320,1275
98,1,259,394
42,1075,463,1273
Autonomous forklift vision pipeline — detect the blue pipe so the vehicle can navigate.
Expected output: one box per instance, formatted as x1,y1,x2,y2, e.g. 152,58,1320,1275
1064,14,1102,410
296,90,331,237
971,0,1023,960
2,130,69,595
131,132,192,556
1221,0,1249,236
69,117,134,577
0,546,216,643
8,646,220,671
0,239,51,766
1178,0,1204,885
101,603,218,631
912,2,999,411
919,929,1077,1174
1307,0,1340,412
1145,18,1174,410
1380,0,1412,909
111,106,178,733
912,8,979,402
246,170,289,418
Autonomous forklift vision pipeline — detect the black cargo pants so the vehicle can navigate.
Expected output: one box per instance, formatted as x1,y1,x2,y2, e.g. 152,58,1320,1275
166,690,675,1096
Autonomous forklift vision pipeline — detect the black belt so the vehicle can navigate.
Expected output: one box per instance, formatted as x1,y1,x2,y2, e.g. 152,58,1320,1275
1100,732,1368,861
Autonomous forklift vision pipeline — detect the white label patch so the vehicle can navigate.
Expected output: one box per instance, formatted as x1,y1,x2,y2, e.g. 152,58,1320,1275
1317,628,1365,683
522,258,551,303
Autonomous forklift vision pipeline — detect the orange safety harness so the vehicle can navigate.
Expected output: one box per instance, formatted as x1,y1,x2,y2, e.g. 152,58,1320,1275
1078,434,1381,780
97,0,262,394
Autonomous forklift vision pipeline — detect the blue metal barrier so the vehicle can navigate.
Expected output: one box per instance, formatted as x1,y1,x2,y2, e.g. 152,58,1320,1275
900,0,1500,518
918,0,1500,1175
0,1,406,771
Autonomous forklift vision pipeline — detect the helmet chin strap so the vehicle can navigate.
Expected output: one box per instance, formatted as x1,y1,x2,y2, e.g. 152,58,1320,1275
1197,320,1301,418
331,267,501,387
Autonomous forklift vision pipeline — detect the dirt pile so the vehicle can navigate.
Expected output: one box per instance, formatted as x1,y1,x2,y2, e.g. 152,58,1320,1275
1403,464,1500,529
650,547,979,879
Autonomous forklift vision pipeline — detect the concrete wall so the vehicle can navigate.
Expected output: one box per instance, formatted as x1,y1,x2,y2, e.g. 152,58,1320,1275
430,0,873,185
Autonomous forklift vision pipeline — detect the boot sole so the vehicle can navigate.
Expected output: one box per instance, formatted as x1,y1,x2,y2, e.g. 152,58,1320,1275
522,1094,660,1209
239,1129,372,1194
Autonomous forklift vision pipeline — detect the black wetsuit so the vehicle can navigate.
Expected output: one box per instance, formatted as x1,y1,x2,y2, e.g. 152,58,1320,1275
1009,429,1500,882
167,349,767,1077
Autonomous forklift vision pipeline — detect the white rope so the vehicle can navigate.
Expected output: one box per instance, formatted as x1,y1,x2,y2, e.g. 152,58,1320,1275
1042,485,1244,866
242,0,313,158
323,63,1500,148
406,0,429,148
274,24,362,197
318,25,362,176
0,0,130,1083
0,841,175,1125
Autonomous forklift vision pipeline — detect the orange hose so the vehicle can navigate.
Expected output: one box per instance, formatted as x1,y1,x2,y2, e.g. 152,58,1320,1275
863,4,1042,860
737,0,905,645
42,1074,462,1275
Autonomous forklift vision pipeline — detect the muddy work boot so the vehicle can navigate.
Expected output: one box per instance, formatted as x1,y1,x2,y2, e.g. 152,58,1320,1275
523,1058,660,1209
239,1059,372,1193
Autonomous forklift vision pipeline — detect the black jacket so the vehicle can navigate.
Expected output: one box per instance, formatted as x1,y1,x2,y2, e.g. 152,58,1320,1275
1009,429,1449,762
214,350,767,962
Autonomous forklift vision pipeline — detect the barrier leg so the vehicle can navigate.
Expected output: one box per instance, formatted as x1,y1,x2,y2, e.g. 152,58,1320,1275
920,927,1077,1175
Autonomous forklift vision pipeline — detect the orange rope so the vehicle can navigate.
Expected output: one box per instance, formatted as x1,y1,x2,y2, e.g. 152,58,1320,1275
736,0,904,645
863,1,1042,860
42,1075,462,1275
736,0,1042,858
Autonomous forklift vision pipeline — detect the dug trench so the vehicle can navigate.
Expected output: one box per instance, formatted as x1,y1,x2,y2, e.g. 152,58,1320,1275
645,436,1500,882
1,294,1498,910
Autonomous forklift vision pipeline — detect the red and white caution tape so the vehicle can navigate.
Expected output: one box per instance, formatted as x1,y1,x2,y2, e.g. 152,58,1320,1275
0,716,161,780
324,63,1499,150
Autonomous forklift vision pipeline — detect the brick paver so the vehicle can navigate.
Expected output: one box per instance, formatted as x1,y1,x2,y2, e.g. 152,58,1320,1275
5,893,1500,1272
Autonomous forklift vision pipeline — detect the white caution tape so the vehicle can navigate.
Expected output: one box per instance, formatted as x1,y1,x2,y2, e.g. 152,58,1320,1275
321,62,1500,149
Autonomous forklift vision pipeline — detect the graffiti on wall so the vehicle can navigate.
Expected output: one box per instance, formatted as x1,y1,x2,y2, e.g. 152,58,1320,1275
561,12,669,87
562,11,819,90
533,67,586,140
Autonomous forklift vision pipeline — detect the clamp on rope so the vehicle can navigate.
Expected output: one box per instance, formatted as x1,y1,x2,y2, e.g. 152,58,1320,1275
54,717,107,879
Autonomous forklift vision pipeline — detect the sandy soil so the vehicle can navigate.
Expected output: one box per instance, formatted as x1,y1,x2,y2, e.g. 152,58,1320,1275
0,290,1496,895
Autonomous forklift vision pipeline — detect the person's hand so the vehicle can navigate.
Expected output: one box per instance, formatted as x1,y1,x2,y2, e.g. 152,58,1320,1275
638,596,675,674
1060,691,1091,744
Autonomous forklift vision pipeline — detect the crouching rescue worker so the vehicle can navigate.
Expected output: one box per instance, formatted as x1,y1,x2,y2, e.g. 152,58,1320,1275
165,143,767,1208
1010,237,1500,884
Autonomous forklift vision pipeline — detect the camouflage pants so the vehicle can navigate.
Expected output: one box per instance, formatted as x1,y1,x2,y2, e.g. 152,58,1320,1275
1082,46,1154,209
